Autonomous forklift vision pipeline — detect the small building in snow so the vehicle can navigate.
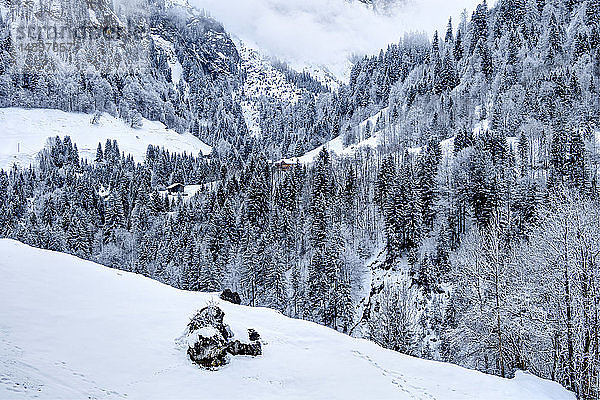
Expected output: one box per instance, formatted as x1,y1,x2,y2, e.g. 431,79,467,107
273,159,298,171
167,183,185,194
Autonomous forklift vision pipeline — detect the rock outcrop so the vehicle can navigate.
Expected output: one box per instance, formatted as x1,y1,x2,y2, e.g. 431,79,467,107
219,289,241,305
185,305,261,369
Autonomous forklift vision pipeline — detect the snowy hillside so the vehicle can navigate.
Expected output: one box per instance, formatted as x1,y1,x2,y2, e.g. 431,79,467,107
280,108,524,167
0,239,573,400
236,39,339,138
151,34,184,87
236,39,305,138
276,107,390,165
237,40,306,104
0,108,212,170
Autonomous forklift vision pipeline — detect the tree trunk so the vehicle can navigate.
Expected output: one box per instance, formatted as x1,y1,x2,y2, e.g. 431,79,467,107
495,267,505,378
563,225,576,392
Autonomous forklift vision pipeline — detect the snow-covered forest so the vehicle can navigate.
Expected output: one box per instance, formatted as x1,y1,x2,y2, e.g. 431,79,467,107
1,0,600,398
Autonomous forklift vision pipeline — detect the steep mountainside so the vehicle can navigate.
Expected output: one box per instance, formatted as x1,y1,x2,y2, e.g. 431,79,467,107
0,0,248,148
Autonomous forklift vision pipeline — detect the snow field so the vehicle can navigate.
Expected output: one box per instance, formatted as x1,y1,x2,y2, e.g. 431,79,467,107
0,239,574,399
0,108,211,171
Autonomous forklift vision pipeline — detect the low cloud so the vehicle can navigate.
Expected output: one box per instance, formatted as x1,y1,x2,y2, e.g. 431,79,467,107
189,0,490,79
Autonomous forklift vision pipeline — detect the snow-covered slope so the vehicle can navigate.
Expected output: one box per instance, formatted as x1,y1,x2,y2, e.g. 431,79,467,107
151,34,184,87
235,39,340,138
236,39,305,138
279,107,389,165
0,108,212,170
281,111,520,167
237,40,306,104
0,239,574,400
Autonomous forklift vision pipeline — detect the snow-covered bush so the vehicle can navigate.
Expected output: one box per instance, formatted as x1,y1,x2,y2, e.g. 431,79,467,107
184,304,261,369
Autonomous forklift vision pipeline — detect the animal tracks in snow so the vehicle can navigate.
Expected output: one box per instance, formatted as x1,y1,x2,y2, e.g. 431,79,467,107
351,350,436,400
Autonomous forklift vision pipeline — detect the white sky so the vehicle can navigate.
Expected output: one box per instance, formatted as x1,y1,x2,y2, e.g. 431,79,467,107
188,0,494,80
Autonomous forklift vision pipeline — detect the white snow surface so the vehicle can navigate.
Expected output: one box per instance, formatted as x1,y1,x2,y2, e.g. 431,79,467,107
240,100,262,137
0,108,211,170
0,239,574,400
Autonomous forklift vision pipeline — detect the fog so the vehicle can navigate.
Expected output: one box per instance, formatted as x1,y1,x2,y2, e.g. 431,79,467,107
188,0,493,80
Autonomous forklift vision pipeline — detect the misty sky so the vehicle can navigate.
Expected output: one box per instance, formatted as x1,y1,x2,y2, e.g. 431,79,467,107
188,0,494,79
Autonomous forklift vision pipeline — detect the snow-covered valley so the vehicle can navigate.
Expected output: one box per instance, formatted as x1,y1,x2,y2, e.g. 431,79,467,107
0,239,574,400
1,0,598,396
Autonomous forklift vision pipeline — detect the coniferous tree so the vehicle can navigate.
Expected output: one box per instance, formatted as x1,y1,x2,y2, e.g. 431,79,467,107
549,126,569,189
454,28,464,61
418,138,441,231
103,190,125,244
567,129,586,189
376,155,402,265
545,13,564,65
95,143,103,163
307,148,334,324
246,172,269,229
445,18,454,43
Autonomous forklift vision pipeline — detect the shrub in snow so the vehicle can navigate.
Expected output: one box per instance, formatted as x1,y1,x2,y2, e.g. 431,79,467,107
185,304,261,369
248,329,260,341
